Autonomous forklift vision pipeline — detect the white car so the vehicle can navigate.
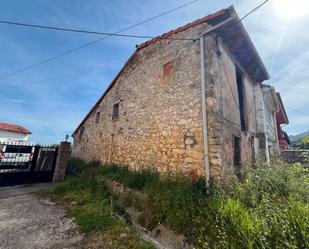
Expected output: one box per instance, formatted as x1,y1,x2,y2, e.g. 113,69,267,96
0,141,35,170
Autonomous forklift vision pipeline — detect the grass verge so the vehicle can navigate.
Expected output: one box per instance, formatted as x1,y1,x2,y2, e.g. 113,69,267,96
37,162,156,249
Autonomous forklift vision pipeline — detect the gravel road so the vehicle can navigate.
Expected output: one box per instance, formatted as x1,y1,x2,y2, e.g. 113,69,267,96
0,193,84,249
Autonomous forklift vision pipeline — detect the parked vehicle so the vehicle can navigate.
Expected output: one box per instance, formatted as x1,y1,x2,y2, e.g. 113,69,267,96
0,141,35,170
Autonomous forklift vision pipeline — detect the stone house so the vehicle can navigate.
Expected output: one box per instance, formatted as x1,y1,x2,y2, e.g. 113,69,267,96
256,85,290,158
256,85,280,160
72,6,280,181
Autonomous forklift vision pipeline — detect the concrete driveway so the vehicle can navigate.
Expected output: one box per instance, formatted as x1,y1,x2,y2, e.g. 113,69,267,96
0,185,84,249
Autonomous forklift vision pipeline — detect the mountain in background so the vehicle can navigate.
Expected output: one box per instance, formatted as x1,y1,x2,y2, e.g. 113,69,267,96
290,130,309,145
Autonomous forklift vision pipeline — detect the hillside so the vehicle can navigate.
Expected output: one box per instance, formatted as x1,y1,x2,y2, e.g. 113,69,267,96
290,130,309,145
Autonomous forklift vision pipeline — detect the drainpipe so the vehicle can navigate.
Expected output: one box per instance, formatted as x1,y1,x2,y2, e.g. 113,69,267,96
198,17,234,185
261,96,270,163
107,133,114,164
108,124,116,165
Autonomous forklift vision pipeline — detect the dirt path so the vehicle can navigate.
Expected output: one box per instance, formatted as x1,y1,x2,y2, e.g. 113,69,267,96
0,193,84,249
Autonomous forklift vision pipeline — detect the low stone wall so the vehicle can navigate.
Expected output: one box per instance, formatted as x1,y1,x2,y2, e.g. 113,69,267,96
103,178,193,249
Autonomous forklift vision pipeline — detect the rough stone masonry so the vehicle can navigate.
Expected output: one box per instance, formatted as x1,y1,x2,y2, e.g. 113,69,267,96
72,7,270,181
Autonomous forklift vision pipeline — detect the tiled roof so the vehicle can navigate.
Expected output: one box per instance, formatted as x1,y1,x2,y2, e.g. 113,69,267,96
137,9,227,50
0,122,31,134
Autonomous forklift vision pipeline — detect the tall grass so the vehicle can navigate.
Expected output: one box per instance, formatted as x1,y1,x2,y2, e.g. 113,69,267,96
66,159,309,249
194,160,309,249
40,161,156,249
98,163,160,190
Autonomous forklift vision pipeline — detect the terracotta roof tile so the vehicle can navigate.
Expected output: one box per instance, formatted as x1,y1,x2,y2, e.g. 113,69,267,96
137,9,227,50
0,122,31,134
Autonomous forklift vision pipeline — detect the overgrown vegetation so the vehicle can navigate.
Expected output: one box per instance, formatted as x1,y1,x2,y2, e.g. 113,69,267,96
194,160,309,249
38,161,155,249
43,159,309,249
98,163,160,190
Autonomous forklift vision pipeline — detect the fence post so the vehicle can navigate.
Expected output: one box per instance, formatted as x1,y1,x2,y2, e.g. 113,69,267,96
27,145,40,184
52,141,71,183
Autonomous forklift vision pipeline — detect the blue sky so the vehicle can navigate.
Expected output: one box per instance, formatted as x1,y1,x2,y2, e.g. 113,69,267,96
0,0,308,144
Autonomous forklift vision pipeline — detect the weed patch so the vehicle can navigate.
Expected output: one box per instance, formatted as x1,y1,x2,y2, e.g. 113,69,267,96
99,164,160,190
69,207,113,232
38,162,156,249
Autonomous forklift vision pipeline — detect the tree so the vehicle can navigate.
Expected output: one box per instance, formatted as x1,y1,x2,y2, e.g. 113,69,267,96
298,136,309,149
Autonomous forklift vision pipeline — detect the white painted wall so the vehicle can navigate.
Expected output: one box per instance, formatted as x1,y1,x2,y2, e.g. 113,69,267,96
0,130,29,142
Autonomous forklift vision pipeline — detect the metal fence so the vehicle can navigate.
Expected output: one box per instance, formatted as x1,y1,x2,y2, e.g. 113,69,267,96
0,141,58,186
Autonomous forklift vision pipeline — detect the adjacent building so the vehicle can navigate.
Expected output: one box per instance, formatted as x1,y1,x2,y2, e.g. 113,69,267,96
276,93,290,151
0,122,31,142
72,6,287,181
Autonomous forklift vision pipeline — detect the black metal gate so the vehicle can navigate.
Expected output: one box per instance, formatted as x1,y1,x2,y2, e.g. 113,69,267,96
0,142,58,186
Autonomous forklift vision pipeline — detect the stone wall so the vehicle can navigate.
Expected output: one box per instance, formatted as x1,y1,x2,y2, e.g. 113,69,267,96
203,35,261,180
72,24,267,181
72,23,211,177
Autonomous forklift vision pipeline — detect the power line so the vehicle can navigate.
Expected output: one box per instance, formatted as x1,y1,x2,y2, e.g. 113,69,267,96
0,0,199,81
0,0,270,82
1,59,124,92
0,19,195,41
238,0,270,22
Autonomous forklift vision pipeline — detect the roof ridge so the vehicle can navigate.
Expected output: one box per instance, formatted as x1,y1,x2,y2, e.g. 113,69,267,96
0,122,31,134
137,9,227,50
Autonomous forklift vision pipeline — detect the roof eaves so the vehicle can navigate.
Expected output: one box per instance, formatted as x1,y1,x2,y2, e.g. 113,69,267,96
226,6,270,82
276,92,289,124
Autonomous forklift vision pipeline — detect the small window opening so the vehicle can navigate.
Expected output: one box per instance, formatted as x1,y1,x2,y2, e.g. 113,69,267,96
236,69,246,130
113,103,119,117
79,127,84,142
95,112,100,124
163,61,173,77
233,136,241,176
